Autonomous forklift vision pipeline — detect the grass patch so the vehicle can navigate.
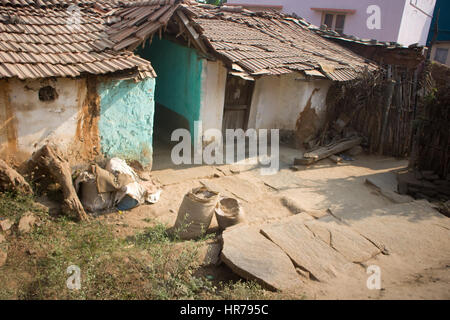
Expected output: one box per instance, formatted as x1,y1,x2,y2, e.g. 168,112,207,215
0,195,276,300
0,192,47,222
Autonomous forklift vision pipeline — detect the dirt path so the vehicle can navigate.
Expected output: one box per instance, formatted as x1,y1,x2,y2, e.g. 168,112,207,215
99,150,450,300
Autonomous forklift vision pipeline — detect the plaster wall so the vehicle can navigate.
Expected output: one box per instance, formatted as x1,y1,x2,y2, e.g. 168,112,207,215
199,59,227,143
0,77,86,163
98,77,156,167
247,73,332,132
0,76,155,166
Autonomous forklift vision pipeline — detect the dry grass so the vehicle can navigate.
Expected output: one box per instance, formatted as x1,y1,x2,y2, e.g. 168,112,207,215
0,193,279,300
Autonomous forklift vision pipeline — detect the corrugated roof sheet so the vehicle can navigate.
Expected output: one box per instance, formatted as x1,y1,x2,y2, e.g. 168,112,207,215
179,4,378,81
0,0,157,79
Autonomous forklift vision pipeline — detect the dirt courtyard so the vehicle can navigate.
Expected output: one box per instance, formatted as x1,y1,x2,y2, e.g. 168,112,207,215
96,146,450,300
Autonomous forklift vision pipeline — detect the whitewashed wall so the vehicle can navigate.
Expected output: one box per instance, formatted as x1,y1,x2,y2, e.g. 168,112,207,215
0,77,86,163
198,67,332,143
199,60,227,143
247,73,332,131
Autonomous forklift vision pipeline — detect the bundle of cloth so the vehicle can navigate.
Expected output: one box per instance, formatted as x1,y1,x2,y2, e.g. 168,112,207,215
74,158,162,212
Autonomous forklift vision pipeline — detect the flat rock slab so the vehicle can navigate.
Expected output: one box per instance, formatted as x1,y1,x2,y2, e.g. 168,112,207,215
221,225,303,292
201,176,262,203
366,172,399,192
334,200,450,269
305,215,380,263
261,170,304,191
365,172,413,204
261,215,353,282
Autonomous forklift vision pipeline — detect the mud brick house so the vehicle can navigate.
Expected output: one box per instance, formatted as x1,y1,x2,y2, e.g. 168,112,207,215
0,0,171,167
0,0,378,168
113,2,378,147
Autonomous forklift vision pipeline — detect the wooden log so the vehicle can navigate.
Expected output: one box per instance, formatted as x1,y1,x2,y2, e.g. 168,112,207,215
31,145,89,221
293,157,315,166
0,160,32,194
303,137,363,162
329,155,343,164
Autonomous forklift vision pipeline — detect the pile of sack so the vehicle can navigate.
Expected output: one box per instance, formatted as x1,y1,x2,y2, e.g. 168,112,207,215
74,158,162,212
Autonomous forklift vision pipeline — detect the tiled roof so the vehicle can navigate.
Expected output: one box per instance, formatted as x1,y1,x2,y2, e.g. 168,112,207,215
106,0,181,51
179,4,378,81
0,0,156,79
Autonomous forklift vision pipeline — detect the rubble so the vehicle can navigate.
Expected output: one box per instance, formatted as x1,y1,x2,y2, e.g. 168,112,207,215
0,159,32,194
18,212,37,234
0,219,13,232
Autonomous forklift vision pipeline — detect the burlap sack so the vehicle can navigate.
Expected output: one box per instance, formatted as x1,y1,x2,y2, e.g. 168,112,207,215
173,187,219,240
79,175,113,212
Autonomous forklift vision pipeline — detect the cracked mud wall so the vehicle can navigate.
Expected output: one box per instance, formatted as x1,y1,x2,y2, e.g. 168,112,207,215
294,88,321,147
0,77,88,165
0,76,155,167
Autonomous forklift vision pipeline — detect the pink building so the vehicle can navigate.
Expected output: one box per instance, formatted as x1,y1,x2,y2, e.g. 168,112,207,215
227,0,436,46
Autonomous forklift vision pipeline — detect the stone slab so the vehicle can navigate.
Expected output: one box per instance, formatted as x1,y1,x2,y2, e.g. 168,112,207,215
333,201,450,268
221,225,303,292
305,215,381,263
365,172,413,204
260,215,353,282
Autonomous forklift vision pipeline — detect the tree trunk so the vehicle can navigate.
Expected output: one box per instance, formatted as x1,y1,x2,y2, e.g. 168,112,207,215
31,145,89,221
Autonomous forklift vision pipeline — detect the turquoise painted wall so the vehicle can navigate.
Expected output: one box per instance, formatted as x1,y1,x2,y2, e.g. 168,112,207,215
138,38,203,138
98,78,155,167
